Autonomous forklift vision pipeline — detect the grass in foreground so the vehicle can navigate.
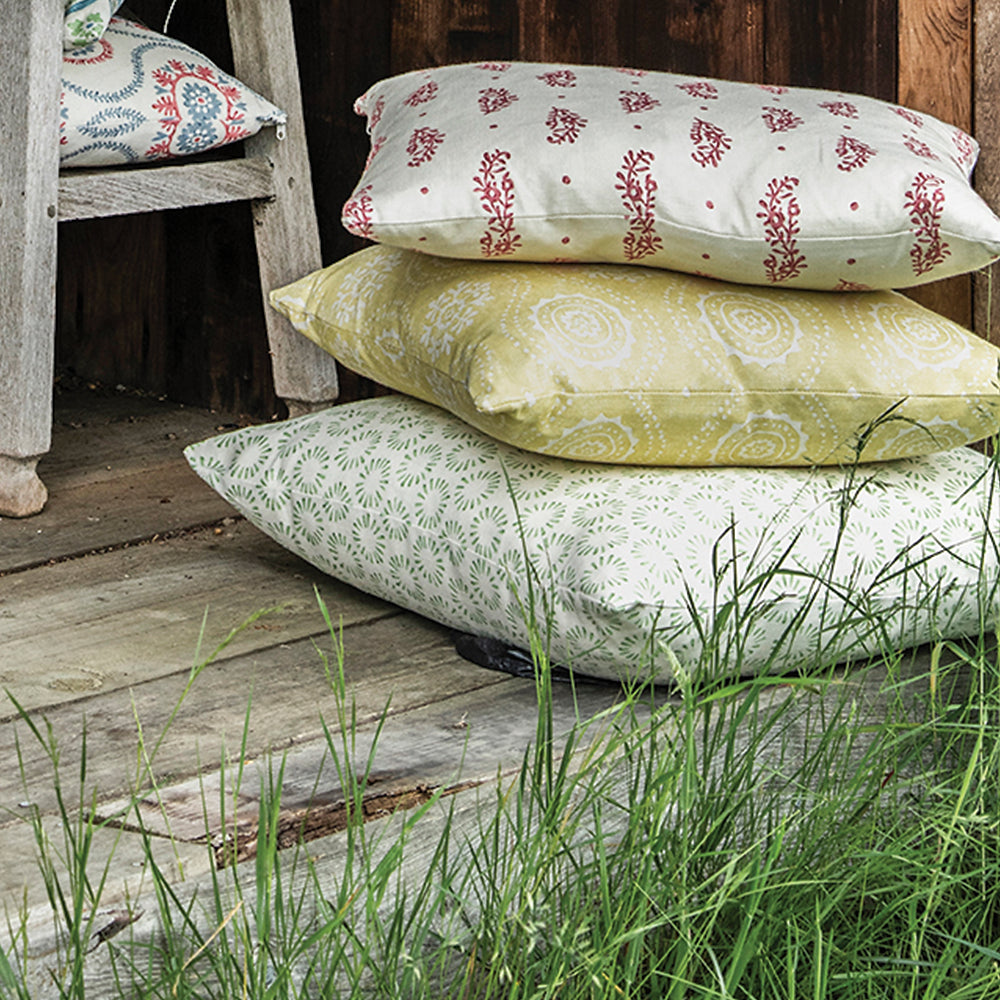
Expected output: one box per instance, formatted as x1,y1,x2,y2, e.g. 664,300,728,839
3,430,1000,998
1,604,999,1000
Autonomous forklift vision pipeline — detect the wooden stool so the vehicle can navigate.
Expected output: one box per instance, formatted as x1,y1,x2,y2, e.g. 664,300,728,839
0,0,339,517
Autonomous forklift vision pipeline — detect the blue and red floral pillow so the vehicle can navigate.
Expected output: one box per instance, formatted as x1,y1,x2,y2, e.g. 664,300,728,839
60,17,285,167
344,61,1000,290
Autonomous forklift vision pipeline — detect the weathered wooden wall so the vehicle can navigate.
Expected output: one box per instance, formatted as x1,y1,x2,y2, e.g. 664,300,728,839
56,0,984,417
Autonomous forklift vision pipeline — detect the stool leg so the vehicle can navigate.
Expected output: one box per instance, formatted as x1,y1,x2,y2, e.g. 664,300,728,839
227,0,340,409
0,458,48,518
0,0,62,517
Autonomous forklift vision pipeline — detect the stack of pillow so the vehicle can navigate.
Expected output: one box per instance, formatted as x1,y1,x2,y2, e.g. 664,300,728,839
59,1,285,167
186,62,1000,685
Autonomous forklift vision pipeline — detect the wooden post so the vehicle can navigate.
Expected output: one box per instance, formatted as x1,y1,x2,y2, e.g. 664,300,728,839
226,0,340,412
0,0,63,516
974,0,1000,346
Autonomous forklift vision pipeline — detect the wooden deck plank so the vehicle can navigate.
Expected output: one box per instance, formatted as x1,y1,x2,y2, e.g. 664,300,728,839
0,614,511,822
0,520,398,716
0,391,242,573
95,671,633,857
0,816,211,919
5,779,496,998
9,650,947,1000
0,464,237,574
39,392,241,486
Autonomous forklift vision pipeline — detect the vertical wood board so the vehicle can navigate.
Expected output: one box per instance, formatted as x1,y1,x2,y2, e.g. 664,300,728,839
517,0,633,65
974,0,1000,345
57,217,169,395
632,0,765,81
764,0,897,97
226,0,341,405
0,0,63,454
898,0,972,128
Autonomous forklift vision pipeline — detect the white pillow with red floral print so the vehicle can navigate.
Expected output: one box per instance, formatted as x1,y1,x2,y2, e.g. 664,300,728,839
343,61,1000,291
60,18,286,167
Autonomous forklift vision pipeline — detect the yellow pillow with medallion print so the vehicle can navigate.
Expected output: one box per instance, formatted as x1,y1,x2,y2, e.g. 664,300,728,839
270,245,1000,466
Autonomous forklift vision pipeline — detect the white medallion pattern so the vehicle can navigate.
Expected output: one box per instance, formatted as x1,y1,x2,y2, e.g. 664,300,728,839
271,245,1000,467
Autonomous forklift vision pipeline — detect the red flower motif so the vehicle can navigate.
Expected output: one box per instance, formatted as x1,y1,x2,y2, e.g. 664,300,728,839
892,106,924,127
478,87,519,114
406,127,445,166
952,129,976,168
676,81,719,100
363,134,386,172
833,278,872,291
403,80,439,106
147,62,250,160
545,107,588,144
904,135,939,160
614,66,648,77
757,176,807,283
368,94,386,129
537,69,577,88
818,100,859,119
342,185,375,240
758,84,789,95
905,173,950,275
473,150,521,257
761,107,803,133
615,149,662,261
619,90,661,114
478,62,511,72
690,118,731,168
836,135,876,172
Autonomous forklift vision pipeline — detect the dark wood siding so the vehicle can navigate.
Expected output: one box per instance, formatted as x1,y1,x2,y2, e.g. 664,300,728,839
58,0,985,416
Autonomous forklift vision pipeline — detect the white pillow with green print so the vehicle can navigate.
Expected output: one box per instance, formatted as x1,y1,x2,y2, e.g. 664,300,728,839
63,0,125,50
185,394,1000,685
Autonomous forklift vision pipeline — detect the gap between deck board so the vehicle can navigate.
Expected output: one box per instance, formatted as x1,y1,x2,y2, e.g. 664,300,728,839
0,613,514,823
95,673,636,863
